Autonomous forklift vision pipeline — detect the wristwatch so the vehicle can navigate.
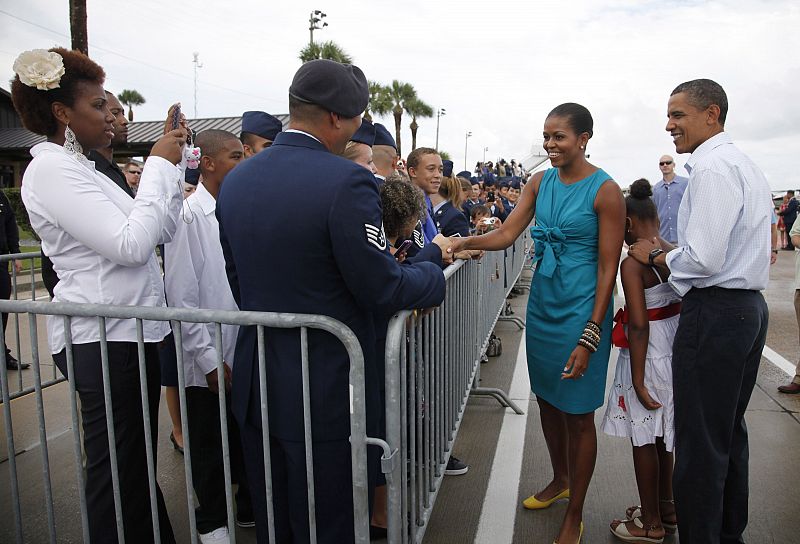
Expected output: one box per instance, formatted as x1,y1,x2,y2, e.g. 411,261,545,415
648,248,665,266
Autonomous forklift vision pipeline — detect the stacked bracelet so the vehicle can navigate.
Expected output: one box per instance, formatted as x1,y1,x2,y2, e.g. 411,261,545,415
577,320,602,353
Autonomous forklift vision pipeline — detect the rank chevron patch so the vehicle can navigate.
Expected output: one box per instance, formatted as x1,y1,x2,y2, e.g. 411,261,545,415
365,223,387,251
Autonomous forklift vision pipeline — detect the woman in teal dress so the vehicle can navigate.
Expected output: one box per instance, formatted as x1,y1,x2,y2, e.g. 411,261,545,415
452,103,625,544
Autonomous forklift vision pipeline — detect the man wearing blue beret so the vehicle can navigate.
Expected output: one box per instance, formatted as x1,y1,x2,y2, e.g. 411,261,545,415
240,111,283,158
372,123,398,182
217,59,449,543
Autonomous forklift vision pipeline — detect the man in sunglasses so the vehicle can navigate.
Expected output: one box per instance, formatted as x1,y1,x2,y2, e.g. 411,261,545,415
652,154,688,244
124,161,143,195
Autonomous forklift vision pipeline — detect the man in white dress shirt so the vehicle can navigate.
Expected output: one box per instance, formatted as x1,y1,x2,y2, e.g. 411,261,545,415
164,129,250,544
629,79,772,544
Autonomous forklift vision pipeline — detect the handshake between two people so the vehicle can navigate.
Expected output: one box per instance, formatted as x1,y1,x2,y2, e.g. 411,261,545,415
431,234,483,265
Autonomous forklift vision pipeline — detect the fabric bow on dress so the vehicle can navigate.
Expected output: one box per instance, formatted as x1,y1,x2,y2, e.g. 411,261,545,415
530,226,566,278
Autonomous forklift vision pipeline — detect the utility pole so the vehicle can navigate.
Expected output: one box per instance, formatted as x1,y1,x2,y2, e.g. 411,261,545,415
435,108,446,151
483,146,488,163
192,52,203,119
309,10,328,45
464,131,472,171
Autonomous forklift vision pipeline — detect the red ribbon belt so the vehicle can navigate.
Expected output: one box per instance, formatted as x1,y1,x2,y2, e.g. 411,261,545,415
612,302,682,348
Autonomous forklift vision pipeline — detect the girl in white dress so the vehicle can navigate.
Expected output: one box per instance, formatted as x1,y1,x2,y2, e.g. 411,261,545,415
602,179,680,544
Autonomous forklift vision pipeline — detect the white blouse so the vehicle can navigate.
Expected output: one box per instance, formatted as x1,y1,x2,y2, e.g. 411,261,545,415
21,142,184,353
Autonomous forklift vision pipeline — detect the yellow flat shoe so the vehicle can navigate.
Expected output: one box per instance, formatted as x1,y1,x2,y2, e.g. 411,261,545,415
554,521,584,544
522,488,570,510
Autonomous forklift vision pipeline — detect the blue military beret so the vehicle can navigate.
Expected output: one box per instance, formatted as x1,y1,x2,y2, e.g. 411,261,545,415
442,160,454,178
498,179,510,188
373,123,396,149
184,167,201,186
241,111,283,141
456,170,472,179
350,119,375,146
289,59,368,118
510,180,521,190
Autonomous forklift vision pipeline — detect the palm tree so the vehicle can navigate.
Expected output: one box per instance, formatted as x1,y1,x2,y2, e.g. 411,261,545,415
364,81,392,122
118,89,146,122
387,81,416,157
406,97,434,151
298,40,353,64
439,151,452,161
69,0,88,54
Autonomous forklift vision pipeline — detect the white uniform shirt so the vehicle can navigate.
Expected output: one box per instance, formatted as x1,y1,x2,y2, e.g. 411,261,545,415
21,143,183,353
666,132,773,296
164,183,238,388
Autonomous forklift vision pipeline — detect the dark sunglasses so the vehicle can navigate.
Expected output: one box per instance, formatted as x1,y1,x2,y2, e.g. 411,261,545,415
659,161,673,166
129,170,143,175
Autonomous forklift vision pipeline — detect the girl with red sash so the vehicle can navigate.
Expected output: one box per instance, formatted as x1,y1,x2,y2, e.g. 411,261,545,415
601,180,680,544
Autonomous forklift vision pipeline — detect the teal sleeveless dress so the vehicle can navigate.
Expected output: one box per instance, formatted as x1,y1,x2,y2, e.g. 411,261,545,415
527,168,614,414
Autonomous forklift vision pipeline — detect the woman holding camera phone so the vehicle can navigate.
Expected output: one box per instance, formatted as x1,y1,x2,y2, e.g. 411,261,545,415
450,103,625,544
13,47,188,542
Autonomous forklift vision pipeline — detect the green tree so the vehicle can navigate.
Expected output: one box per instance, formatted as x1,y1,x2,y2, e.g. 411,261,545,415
439,150,452,161
298,40,353,64
118,89,146,122
387,80,416,157
364,81,392,122
406,97,433,152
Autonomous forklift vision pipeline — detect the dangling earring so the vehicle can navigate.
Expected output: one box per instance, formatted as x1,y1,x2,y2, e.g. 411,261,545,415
63,124,83,157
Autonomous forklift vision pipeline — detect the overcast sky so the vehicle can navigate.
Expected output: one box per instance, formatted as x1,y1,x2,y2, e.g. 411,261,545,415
1,0,798,189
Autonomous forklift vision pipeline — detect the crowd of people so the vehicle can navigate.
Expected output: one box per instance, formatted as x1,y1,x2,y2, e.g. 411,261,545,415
7,44,781,544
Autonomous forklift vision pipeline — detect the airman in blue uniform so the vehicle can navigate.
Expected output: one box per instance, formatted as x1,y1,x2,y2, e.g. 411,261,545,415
217,59,446,544
240,111,283,158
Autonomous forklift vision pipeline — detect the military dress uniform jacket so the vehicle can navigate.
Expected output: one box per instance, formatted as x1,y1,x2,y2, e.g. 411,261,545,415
217,131,446,442
433,201,470,237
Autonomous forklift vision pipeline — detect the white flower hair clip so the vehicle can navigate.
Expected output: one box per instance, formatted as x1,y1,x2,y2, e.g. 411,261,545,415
13,49,66,91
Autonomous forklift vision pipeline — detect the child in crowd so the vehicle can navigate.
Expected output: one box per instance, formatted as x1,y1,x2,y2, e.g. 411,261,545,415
602,179,679,544
470,204,499,235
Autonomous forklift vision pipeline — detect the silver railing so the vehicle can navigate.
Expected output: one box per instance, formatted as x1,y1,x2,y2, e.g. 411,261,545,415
0,250,65,400
383,231,532,543
0,300,379,544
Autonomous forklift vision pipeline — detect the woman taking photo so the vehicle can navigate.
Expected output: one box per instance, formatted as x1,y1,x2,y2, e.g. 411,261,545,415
12,47,187,542
452,103,625,544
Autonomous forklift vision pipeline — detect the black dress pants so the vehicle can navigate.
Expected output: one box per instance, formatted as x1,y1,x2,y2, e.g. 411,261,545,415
238,414,376,544
0,265,11,356
54,341,175,543
672,287,768,544
185,386,251,534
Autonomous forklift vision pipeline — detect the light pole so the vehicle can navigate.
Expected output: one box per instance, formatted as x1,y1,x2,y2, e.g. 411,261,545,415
435,108,446,151
309,10,328,45
483,146,488,163
192,52,203,119
464,131,472,171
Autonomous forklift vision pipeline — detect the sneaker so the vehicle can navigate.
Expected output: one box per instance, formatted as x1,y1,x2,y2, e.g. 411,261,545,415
199,527,230,544
6,354,30,371
445,455,469,476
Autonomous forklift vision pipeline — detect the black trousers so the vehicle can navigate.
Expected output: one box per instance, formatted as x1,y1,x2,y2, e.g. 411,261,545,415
238,415,375,544
786,221,795,250
54,342,175,543
672,287,768,544
0,265,11,356
185,386,251,534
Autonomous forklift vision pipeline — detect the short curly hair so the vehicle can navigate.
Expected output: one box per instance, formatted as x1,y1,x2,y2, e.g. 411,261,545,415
380,174,425,240
11,47,106,137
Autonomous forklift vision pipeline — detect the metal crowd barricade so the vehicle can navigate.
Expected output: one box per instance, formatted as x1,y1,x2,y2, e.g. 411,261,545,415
382,230,532,543
0,251,65,401
0,299,382,544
